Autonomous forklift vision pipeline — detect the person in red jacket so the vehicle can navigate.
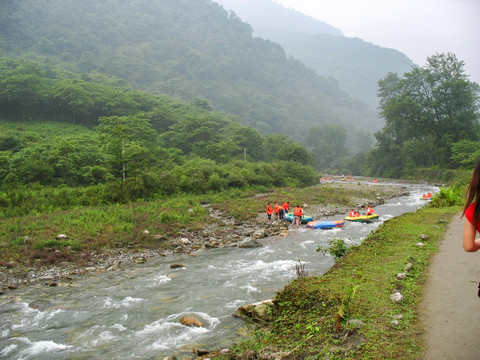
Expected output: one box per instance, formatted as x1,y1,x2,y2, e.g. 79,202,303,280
349,209,360,217
463,159,480,252
283,201,290,214
273,202,280,220
365,206,375,215
266,203,273,223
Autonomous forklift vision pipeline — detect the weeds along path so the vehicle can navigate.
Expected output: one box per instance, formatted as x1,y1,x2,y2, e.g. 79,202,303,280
419,213,480,360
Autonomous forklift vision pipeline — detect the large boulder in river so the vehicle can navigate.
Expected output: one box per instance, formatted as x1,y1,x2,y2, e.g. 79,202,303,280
180,315,204,327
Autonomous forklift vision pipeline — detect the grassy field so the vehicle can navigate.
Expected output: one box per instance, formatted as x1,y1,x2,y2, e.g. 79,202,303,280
228,205,461,359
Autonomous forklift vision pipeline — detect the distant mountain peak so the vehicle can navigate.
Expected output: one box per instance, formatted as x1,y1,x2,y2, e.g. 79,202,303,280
215,0,343,36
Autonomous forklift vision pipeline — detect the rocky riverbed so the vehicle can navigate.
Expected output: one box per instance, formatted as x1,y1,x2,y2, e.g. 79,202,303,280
0,183,409,294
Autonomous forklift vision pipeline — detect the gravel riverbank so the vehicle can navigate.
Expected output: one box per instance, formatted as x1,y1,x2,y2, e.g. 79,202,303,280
0,182,409,294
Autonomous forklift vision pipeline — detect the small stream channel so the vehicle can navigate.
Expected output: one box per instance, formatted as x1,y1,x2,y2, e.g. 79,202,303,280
0,182,438,360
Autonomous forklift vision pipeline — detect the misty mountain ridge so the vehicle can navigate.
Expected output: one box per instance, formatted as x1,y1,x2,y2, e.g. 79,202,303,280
217,0,343,36
215,0,413,110
1,0,380,148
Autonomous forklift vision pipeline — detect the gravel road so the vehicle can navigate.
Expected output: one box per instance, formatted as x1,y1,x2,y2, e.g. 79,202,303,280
419,213,480,360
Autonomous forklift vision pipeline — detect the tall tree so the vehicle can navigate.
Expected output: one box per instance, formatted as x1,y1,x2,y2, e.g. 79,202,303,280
372,53,479,175
96,115,157,181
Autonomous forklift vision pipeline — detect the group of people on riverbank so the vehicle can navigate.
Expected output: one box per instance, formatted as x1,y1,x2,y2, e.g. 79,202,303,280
266,201,289,222
265,201,305,226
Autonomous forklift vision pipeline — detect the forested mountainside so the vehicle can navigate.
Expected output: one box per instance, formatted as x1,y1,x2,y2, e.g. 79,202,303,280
0,0,378,143
215,0,413,110
0,55,321,209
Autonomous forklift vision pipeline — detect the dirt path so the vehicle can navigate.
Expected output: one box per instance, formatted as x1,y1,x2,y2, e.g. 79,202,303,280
419,213,480,360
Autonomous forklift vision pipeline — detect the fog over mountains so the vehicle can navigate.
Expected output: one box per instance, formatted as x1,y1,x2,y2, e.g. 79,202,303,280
215,0,413,110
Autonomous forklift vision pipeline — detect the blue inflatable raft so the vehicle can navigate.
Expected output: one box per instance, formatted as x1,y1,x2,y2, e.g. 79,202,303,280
306,219,345,229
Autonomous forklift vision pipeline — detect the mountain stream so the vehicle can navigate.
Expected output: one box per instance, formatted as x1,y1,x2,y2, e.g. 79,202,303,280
0,182,438,359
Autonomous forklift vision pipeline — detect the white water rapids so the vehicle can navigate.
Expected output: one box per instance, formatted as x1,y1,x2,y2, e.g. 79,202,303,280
0,182,438,359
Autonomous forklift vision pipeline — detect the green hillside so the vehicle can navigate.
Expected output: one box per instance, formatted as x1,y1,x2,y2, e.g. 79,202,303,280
0,0,378,143
0,56,320,216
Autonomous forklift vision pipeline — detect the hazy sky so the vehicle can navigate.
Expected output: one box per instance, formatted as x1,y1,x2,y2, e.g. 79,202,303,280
275,0,480,84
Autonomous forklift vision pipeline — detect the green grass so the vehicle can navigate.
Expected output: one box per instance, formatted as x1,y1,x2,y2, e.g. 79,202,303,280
229,205,461,359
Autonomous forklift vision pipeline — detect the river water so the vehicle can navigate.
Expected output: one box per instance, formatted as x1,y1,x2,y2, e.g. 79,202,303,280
0,182,438,360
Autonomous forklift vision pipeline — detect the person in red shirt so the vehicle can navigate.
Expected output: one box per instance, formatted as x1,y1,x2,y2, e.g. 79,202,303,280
365,206,375,215
463,159,480,252
283,201,290,214
266,203,273,223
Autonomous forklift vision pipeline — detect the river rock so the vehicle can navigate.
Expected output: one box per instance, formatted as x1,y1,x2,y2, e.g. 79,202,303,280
180,315,204,327
252,303,271,321
253,229,266,239
170,263,186,269
238,238,263,248
179,238,191,245
133,256,146,264
404,262,413,272
237,299,273,318
56,234,68,240
29,300,52,310
390,291,404,303
193,347,210,355
420,234,429,241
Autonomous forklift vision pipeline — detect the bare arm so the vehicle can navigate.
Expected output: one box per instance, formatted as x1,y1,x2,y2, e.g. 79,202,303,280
463,218,480,252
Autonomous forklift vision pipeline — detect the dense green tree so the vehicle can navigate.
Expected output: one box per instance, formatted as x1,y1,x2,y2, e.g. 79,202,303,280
370,53,480,176
52,79,95,123
263,134,293,161
451,140,480,168
275,142,311,165
0,58,51,120
96,115,158,180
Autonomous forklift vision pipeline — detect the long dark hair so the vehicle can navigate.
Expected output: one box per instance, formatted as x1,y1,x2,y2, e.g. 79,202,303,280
463,159,480,231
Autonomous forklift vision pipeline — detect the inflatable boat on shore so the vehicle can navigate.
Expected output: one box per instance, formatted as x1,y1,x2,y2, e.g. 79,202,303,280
306,219,345,229
284,212,313,224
